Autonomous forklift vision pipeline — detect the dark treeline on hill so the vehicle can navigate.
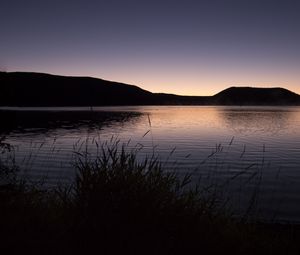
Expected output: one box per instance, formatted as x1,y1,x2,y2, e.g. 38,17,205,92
1,71,300,106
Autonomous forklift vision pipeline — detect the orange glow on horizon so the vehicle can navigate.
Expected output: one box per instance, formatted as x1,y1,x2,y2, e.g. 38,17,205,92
11,66,300,97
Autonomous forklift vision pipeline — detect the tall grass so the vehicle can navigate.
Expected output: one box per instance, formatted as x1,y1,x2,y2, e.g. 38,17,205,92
0,138,299,254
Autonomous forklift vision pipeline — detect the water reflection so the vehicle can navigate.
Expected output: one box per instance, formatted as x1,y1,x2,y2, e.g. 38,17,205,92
2,106,300,222
217,107,293,136
0,109,143,136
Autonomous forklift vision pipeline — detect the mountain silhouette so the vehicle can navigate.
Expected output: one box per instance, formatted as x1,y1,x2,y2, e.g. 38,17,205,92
1,72,300,106
213,87,300,105
0,72,154,106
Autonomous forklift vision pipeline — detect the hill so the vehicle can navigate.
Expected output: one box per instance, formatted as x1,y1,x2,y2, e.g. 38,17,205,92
0,72,155,106
0,72,299,106
213,87,300,105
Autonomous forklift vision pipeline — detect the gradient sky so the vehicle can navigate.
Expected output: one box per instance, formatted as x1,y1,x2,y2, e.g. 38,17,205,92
1,0,300,95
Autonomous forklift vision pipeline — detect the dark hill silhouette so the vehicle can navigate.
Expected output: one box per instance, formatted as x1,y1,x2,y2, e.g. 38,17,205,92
213,87,300,105
0,72,300,106
0,72,155,106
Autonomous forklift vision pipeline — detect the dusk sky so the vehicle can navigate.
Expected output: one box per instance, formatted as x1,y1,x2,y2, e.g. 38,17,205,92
1,0,300,95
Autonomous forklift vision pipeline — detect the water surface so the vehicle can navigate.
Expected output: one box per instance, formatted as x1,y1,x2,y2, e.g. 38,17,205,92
1,106,300,223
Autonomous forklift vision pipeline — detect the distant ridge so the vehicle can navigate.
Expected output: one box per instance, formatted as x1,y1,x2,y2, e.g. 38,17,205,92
212,87,300,105
1,72,300,106
0,72,154,106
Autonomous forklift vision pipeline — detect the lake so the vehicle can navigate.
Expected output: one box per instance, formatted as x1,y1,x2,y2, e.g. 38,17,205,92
1,106,300,223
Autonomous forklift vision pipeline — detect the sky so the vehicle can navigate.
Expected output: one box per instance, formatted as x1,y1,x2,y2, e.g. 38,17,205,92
1,0,300,96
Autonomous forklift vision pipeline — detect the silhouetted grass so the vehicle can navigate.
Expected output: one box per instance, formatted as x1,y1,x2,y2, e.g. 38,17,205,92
0,139,300,254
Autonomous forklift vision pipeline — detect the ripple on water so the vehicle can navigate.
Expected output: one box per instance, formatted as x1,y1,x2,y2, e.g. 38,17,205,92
2,106,300,222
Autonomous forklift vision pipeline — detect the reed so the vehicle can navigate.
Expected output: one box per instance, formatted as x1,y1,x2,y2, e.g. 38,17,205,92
0,138,299,254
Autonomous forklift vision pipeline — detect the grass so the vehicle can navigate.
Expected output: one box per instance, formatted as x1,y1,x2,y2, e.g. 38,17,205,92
0,138,300,254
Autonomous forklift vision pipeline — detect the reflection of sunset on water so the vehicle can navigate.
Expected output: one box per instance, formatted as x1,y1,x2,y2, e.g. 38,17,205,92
2,106,300,221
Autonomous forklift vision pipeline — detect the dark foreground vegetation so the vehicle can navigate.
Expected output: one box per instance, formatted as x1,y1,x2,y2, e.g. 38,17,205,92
1,140,300,255
1,71,300,106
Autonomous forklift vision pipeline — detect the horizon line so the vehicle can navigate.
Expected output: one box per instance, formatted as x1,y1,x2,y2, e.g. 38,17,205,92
1,70,298,97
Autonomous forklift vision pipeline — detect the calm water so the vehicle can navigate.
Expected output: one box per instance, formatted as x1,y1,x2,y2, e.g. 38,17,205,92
1,106,300,223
